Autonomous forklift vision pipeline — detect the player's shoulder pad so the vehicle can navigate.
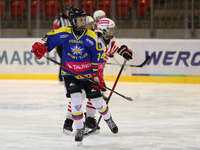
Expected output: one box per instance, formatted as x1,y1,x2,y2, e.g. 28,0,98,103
47,27,72,36
85,29,96,40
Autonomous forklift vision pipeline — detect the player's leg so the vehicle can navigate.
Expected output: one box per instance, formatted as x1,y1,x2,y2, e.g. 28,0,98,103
63,76,85,142
85,99,100,133
83,81,118,134
63,101,74,134
63,90,86,134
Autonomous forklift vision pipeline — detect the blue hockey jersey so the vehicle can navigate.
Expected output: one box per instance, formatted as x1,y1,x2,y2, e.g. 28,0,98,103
42,27,104,80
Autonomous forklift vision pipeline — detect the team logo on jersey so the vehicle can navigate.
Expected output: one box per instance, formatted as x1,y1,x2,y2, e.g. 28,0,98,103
91,88,97,92
70,45,84,55
98,42,102,49
96,106,103,110
69,82,75,86
75,105,82,111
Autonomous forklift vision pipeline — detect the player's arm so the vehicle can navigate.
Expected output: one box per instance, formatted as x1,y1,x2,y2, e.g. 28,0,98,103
32,27,70,59
88,36,105,90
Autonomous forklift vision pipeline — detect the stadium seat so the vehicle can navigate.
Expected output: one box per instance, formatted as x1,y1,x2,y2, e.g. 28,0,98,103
80,0,96,16
64,1,78,7
45,1,60,17
11,1,26,17
135,0,151,17
116,0,132,17
31,1,43,17
98,0,111,16
0,1,6,17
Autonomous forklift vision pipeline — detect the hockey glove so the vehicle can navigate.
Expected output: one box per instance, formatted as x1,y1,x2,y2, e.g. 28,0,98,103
92,69,104,90
117,45,133,61
32,42,46,59
109,54,114,58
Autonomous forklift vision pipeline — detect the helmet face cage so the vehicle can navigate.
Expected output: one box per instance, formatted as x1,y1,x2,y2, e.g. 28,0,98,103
98,18,116,39
69,7,87,32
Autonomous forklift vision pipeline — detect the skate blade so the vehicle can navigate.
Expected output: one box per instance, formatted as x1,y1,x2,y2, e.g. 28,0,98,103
63,129,72,135
76,141,82,146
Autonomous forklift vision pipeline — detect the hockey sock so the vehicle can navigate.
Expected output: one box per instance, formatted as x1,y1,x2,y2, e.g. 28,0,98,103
86,99,96,118
90,97,111,120
71,93,84,129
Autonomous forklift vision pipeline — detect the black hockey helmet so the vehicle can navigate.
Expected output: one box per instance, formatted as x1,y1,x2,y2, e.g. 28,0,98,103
69,7,87,31
62,4,72,13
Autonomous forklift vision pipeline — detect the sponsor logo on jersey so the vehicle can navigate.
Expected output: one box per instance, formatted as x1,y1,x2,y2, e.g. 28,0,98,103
65,61,92,72
69,39,83,44
75,105,82,111
86,38,94,46
60,34,69,38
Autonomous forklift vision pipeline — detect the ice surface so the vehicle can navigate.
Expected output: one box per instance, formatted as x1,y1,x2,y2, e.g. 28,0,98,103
0,80,200,150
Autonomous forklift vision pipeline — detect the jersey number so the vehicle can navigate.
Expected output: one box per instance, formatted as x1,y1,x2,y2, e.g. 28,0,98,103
97,53,104,61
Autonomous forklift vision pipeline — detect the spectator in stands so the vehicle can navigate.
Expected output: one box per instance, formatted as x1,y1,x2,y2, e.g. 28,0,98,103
52,4,72,82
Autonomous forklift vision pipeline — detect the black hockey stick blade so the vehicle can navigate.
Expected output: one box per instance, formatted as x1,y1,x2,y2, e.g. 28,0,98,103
132,55,151,67
106,56,151,68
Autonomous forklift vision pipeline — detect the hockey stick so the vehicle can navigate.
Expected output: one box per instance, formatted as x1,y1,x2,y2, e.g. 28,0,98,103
113,57,127,71
42,55,133,101
84,59,128,137
106,55,151,68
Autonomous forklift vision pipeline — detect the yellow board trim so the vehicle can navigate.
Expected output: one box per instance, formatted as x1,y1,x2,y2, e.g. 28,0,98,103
1,74,200,84
0,74,57,80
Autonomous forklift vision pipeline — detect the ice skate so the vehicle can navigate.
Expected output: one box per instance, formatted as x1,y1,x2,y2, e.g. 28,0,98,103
63,118,73,135
85,117,100,134
105,116,118,134
75,127,85,146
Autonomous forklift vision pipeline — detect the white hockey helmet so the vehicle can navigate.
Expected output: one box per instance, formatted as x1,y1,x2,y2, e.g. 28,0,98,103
93,10,106,21
97,18,115,34
86,16,94,25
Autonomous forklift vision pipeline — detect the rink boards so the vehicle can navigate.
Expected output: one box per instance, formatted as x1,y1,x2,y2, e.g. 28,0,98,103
0,38,200,83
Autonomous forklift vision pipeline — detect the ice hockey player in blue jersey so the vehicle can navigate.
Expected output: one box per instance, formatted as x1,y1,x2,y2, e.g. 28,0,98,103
31,7,118,145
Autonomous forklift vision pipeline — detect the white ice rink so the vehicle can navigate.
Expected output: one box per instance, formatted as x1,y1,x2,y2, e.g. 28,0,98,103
0,80,200,150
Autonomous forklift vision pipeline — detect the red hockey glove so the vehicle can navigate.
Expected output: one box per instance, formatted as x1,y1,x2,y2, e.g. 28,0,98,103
92,69,104,90
32,42,46,59
117,45,133,61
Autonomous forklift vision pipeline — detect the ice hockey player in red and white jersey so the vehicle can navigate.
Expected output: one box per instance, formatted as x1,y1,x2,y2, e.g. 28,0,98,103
84,17,133,125
93,10,106,30
96,18,132,63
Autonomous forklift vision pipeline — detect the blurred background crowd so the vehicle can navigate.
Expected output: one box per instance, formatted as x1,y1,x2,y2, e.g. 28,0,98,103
0,0,199,38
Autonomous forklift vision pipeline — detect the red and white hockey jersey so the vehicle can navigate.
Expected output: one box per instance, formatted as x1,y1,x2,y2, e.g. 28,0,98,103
96,35,119,64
